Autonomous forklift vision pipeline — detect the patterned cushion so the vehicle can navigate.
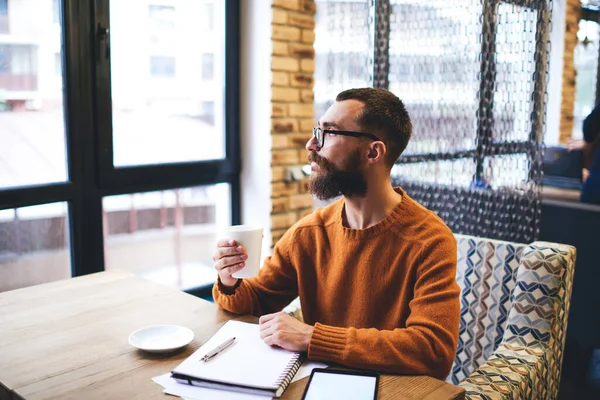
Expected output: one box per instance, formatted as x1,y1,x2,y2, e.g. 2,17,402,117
454,236,576,400
450,235,527,383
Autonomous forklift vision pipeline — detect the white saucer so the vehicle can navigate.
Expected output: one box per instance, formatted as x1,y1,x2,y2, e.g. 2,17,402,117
129,325,194,353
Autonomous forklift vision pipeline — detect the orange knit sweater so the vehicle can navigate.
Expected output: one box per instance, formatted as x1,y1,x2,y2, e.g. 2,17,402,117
213,187,460,379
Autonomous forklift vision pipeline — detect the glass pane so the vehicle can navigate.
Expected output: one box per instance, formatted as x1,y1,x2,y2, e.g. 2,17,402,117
0,202,71,292
103,184,230,290
492,3,538,143
0,0,68,189
573,20,600,140
109,1,225,167
388,0,482,155
314,0,371,118
392,158,475,189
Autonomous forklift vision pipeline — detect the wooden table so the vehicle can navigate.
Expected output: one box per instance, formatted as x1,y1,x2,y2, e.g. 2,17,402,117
0,271,465,400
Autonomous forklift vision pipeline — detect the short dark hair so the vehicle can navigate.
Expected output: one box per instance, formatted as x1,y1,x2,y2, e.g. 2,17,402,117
336,88,412,167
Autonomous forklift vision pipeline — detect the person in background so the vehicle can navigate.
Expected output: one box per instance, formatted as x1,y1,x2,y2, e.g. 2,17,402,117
211,88,460,379
570,103,600,204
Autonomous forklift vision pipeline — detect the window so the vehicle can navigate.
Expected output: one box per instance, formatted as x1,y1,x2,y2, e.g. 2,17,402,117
0,0,7,33
148,5,175,46
573,16,600,139
202,3,214,31
0,46,8,73
150,56,175,77
0,0,240,293
54,52,61,76
53,0,60,24
201,53,214,80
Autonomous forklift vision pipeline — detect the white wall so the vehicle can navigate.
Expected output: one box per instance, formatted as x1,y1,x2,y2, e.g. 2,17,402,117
239,1,273,256
546,0,566,145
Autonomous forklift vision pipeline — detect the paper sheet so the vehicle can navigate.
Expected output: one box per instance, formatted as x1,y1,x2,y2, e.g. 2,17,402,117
153,373,271,400
153,360,327,399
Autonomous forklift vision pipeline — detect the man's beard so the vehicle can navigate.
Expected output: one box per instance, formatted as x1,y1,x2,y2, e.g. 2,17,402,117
307,150,368,200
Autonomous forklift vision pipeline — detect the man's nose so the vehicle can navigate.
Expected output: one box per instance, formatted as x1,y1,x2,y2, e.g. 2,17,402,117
306,136,319,152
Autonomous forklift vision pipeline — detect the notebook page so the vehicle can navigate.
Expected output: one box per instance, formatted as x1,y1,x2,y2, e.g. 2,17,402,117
173,321,298,390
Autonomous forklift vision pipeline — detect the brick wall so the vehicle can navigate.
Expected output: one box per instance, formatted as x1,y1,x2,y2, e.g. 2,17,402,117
270,0,316,245
560,0,581,143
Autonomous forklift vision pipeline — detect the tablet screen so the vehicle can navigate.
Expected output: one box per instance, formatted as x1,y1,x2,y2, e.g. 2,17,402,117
302,370,378,400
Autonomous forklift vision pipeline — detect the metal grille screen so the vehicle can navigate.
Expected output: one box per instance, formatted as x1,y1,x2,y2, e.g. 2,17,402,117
314,0,550,243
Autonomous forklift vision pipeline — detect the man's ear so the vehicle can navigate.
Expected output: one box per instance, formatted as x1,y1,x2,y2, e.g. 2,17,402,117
367,141,387,164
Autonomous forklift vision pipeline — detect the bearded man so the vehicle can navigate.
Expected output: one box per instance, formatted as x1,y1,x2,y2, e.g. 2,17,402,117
211,88,460,379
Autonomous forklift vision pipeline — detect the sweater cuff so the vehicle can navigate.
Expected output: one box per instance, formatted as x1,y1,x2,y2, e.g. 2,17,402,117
216,277,241,295
308,322,348,362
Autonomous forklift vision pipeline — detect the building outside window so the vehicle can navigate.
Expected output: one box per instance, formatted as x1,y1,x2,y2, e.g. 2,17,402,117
201,53,214,81
150,55,176,77
0,0,237,294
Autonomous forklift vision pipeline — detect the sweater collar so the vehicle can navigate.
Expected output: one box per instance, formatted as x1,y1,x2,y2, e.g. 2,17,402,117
337,187,408,240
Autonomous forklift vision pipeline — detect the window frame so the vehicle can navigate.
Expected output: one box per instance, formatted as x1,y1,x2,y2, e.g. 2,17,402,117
0,0,241,288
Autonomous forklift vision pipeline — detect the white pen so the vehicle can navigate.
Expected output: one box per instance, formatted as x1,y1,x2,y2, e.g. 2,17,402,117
200,337,236,362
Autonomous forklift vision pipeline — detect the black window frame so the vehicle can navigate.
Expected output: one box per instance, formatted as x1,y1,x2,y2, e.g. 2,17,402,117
0,0,241,291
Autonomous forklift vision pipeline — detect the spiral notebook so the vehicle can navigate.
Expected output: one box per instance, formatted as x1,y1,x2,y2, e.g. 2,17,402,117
171,320,303,398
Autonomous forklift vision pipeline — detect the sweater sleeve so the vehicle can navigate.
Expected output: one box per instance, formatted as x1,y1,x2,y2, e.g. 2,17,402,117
212,226,299,317
307,234,460,380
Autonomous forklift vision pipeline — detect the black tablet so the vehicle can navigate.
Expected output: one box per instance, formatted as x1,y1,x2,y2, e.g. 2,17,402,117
300,368,379,400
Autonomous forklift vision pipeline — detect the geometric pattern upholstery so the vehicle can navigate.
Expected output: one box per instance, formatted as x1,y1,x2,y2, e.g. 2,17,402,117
454,235,576,400
450,235,527,384
285,234,576,400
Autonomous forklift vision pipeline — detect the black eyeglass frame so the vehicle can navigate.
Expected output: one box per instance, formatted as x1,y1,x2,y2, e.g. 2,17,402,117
312,127,382,148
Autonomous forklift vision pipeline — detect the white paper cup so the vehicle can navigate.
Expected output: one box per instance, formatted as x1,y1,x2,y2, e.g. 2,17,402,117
217,225,263,279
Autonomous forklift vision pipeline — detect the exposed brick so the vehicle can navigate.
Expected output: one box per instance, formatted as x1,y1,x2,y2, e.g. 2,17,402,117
298,179,310,194
297,149,308,164
288,13,316,29
271,229,287,246
272,118,299,133
299,118,316,132
272,41,288,56
272,149,300,165
272,181,298,198
272,197,290,213
300,59,315,73
301,29,315,44
272,8,288,24
272,103,287,117
560,0,580,143
288,133,310,148
290,73,314,88
300,89,314,103
288,43,315,59
289,103,314,117
272,71,289,87
272,87,300,102
272,166,286,182
302,0,317,14
297,208,313,220
272,134,288,149
272,0,300,11
290,193,314,209
270,1,315,231
271,212,298,230
272,56,299,72
272,25,301,42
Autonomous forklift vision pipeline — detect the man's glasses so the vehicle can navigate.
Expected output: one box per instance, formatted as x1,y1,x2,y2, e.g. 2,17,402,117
312,127,381,148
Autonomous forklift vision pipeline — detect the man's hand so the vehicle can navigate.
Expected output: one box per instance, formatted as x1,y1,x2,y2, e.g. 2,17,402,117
213,239,247,287
259,312,314,352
